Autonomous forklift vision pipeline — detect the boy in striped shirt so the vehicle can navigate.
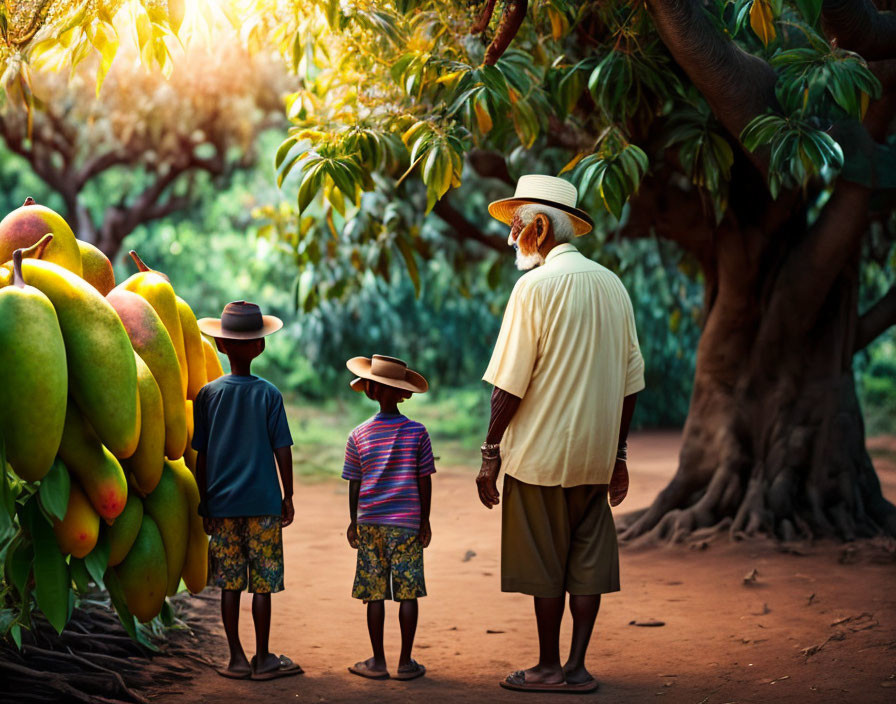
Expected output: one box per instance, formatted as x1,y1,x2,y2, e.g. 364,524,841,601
342,355,435,682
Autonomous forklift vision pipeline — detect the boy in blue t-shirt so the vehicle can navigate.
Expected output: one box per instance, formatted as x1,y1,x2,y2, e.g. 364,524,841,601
342,354,435,682
193,301,301,682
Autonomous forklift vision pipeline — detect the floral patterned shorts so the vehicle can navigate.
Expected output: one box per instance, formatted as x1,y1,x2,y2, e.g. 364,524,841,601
207,516,284,594
352,524,426,602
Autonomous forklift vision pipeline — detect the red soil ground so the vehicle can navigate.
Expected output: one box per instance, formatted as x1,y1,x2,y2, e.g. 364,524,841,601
160,431,896,703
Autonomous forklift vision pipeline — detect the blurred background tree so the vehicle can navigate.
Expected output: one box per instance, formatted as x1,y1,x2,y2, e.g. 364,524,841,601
0,0,892,542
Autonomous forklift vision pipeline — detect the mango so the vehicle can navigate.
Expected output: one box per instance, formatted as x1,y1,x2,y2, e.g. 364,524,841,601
119,252,187,396
52,480,100,559
143,463,188,596
58,398,129,520
77,240,115,296
0,198,82,276
115,515,167,623
107,492,144,567
21,259,139,458
0,252,68,481
125,353,165,494
202,336,224,381
107,289,187,460
167,458,208,594
177,296,208,400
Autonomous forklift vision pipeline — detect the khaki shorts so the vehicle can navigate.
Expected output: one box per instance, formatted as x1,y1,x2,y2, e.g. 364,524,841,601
501,474,620,598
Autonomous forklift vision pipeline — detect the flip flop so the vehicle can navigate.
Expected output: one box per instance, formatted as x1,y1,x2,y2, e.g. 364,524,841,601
215,666,251,680
499,670,599,694
250,654,304,681
394,659,426,681
349,660,390,680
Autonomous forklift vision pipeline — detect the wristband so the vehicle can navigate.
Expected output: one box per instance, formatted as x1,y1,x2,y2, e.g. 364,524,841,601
616,442,627,462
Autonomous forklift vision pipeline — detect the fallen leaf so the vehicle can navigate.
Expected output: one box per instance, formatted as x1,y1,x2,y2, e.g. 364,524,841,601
486,629,505,634
770,675,790,684
744,568,759,584
629,619,666,627
462,550,476,562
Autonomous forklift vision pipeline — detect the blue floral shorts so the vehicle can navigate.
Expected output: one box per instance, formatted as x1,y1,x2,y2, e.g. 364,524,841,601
207,516,284,594
352,524,426,602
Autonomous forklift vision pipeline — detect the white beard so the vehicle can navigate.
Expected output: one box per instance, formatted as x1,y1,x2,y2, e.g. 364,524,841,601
515,247,545,271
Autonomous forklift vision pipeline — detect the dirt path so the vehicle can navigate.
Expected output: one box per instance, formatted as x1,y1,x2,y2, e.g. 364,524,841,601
160,432,896,704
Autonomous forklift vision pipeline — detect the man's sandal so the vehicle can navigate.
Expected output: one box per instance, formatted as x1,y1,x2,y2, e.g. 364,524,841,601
394,660,426,681
500,670,599,694
250,654,304,681
349,660,390,680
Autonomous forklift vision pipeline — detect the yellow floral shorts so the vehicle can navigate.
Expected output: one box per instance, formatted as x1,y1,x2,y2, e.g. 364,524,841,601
352,523,426,602
207,516,284,594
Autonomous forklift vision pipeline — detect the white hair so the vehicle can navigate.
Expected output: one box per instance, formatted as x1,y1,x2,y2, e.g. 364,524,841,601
515,203,575,243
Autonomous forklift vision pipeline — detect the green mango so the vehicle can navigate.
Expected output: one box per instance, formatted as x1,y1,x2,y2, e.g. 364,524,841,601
77,240,115,296
143,463,188,596
124,353,165,494
0,252,68,481
58,398,128,521
106,289,187,460
0,198,82,276
107,492,144,567
167,458,208,594
21,259,139,459
115,515,167,623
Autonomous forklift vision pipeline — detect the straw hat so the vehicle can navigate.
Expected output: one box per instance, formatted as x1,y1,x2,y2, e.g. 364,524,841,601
488,174,593,236
347,355,429,394
197,301,283,340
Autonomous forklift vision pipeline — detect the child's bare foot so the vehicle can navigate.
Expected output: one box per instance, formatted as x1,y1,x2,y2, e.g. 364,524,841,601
349,656,390,680
217,653,251,679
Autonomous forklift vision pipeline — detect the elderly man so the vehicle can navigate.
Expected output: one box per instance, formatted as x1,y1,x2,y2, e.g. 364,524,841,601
476,175,645,694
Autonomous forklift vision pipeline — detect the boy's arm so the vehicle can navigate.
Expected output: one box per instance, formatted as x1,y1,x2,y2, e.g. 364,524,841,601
417,475,432,548
347,480,360,548
196,451,211,534
274,446,294,527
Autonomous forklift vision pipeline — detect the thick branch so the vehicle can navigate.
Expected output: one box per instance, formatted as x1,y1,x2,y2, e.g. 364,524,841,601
644,0,778,175
484,1,528,66
433,197,505,251
822,0,896,61
471,0,498,34
855,284,896,352
467,148,514,185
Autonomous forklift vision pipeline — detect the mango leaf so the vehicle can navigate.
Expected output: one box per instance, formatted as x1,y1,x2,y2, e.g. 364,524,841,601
28,498,70,634
159,598,175,627
6,535,32,598
69,557,91,593
84,531,109,590
103,567,137,641
750,0,776,46
168,0,186,35
793,0,821,25
395,235,420,296
38,459,70,523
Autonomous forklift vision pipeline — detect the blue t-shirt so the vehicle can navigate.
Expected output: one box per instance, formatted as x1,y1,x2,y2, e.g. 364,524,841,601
191,374,293,517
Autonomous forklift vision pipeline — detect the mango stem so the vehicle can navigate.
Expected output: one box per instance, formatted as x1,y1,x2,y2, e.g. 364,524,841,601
22,233,53,260
129,250,151,272
22,196,36,207
12,250,24,288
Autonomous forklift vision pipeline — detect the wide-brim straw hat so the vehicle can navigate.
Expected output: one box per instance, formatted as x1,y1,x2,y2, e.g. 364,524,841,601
488,174,593,236
347,355,429,394
197,300,283,340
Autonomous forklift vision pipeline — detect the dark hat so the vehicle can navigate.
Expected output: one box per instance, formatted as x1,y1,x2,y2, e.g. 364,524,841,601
197,301,283,340
346,355,428,394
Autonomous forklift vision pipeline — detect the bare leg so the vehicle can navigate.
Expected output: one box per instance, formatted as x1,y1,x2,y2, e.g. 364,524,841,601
357,599,388,674
564,594,600,684
221,590,250,675
514,595,565,684
398,599,418,667
251,592,281,674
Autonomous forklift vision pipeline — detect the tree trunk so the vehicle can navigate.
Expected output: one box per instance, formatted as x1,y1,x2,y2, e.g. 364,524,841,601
620,219,896,545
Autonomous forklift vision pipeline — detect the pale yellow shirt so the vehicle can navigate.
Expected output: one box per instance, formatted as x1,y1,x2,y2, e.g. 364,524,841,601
483,243,645,487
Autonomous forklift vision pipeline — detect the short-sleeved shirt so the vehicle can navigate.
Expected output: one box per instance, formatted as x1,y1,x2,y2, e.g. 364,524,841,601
192,374,293,517
483,243,645,487
342,413,436,530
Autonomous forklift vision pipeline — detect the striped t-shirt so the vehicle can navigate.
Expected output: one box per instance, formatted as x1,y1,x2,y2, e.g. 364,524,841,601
342,413,436,530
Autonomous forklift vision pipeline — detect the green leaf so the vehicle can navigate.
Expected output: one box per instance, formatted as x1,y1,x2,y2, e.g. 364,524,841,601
28,498,70,634
103,567,137,641
793,0,821,25
395,235,420,297
38,459,70,523
84,531,109,589
70,557,91,594
159,598,175,627
6,535,32,598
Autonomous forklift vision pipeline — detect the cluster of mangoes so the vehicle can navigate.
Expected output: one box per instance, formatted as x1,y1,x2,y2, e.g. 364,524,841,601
0,199,224,623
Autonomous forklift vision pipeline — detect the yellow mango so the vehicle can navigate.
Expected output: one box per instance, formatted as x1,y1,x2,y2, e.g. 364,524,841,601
77,240,115,296
167,458,208,594
183,400,197,472
106,289,187,460
21,259,139,458
53,481,100,559
125,354,165,494
0,252,68,481
202,336,224,381
115,515,167,623
177,296,208,400
0,198,82,276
